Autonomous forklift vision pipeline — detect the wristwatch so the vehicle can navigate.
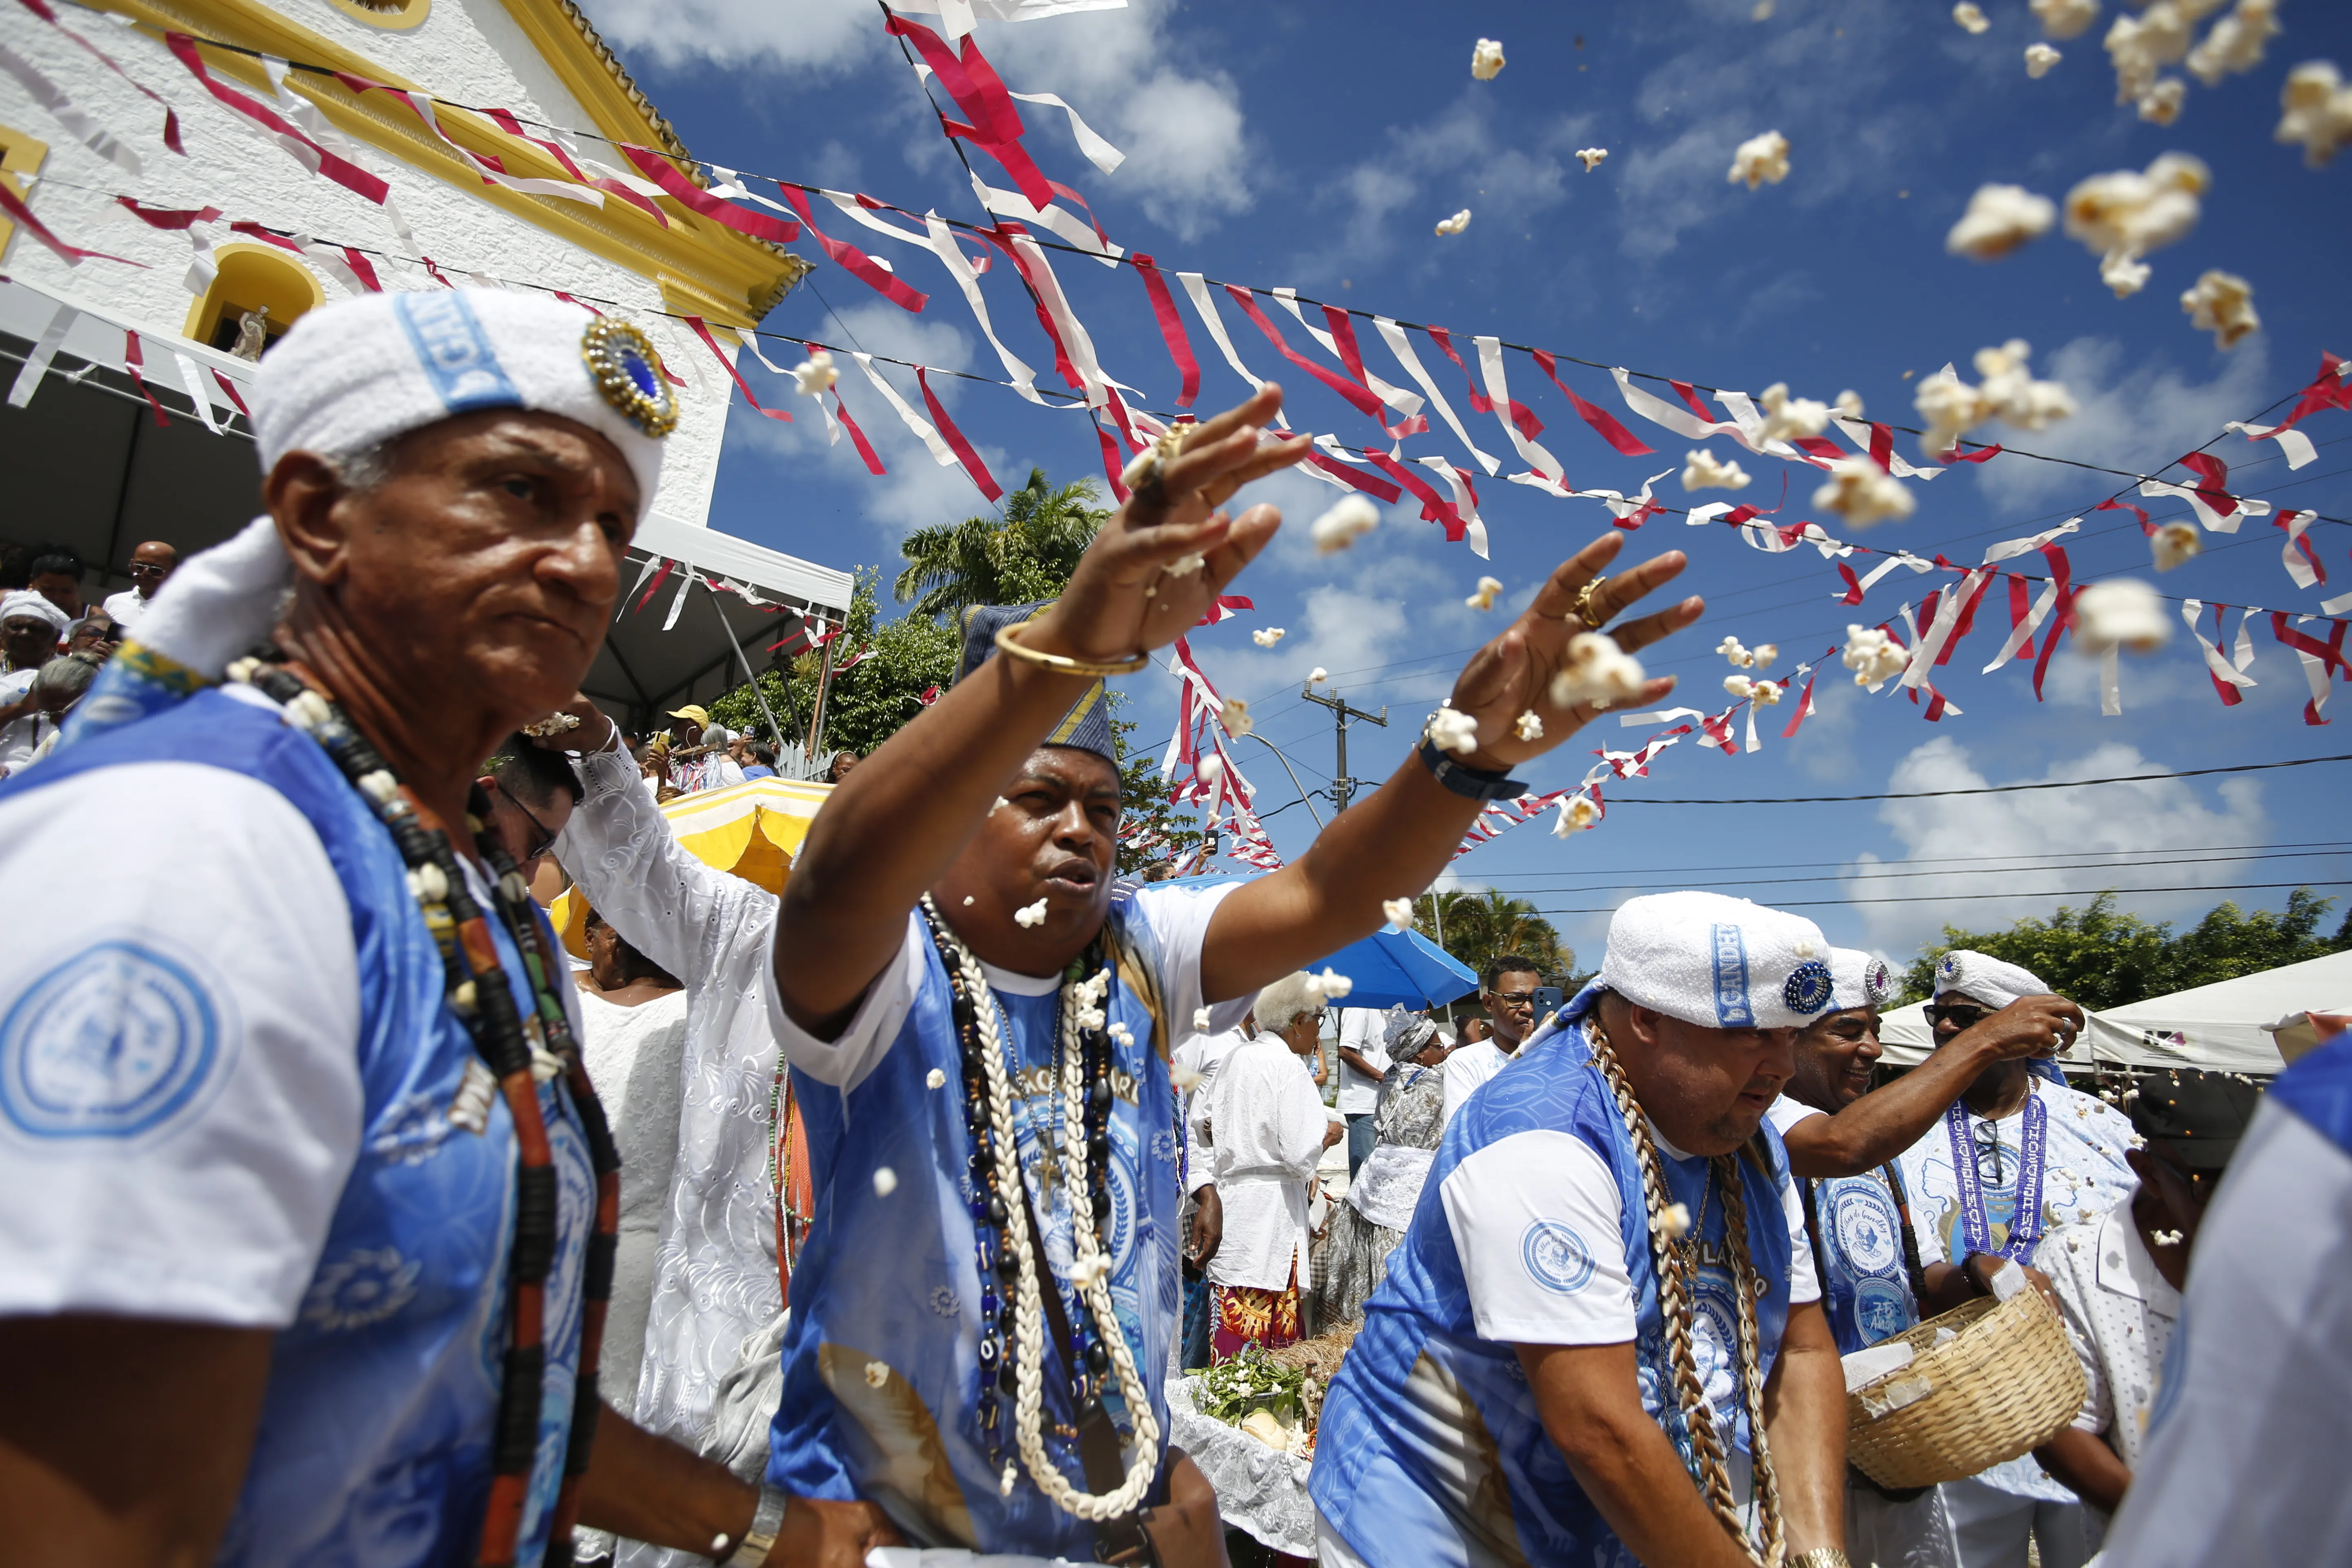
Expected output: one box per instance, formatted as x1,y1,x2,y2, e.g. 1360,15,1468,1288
711,1486,787,1567
1416,738,1529,803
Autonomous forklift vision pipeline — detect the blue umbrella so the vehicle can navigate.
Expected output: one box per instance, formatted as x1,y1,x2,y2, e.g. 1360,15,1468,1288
1154,873,1478,1011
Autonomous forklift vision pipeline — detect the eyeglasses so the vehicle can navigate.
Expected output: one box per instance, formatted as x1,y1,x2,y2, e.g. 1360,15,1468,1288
506,789,559,865
1489,991,1540,1010
1924,1003,1991,1031
127,563,169,579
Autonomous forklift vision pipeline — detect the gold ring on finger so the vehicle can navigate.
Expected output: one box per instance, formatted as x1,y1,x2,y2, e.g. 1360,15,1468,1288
1572,575,1610,629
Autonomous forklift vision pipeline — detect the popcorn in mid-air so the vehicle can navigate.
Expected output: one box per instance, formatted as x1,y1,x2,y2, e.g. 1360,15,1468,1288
1682,448,1752,491
1833,390,1865,419
2031,0,2100,40
1724,674,1757,700
2105,2,2197,106
1752,644,1779,668
2138,77,2187,125
1466,576,1503,611
1221,696,1253,737
1954,2,1991,34
1311,494,1381,554
1425,704,1480,755
926,1067,948,1089
1197,753,1224,790
1252,627,1285,647
1728,130,1791,189
1194,1007,1214,1031
1434,208,1473,236
1383,898,1415,929
1844,624,1911,686
1576,147,1610,172
2276,60,2352,167
1554,795,1601,836
1550,632,1648,707
1659,1202,1693,1240
1014,898,1049,929
1307,666,1330,684
1814,459,1920,526
2027,42,2064,76
2100,249,2154,297
792,349,838,396
1758,382,1833,443
2151,520,2203,571
2071,579,2171,653
1718,636,1755,668
1915,341,2076,457
2182,269,2259,348
2188,0,2279,86
1514,710,1544,741
1946,184,2057,260
1305,968,1355,1001
2065,151,2209,292
873,1167,899,1197
1750,679,1784,705
1472,37,1506,80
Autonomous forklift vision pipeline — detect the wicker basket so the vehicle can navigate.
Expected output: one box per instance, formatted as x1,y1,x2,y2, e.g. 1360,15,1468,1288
1844,1290,2088,1490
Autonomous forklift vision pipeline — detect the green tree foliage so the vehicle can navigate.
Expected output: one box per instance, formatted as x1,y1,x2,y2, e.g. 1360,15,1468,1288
1897,889,2352,1011
1413,887,1580,990
1111,700,1203,876
706,568,958,760
893,468,1109,621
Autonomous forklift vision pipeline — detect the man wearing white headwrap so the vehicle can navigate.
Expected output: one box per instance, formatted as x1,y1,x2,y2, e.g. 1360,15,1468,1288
0,291,891,1568
1312,891,1848,1568
1888,952,2135,1568
0,588,69,774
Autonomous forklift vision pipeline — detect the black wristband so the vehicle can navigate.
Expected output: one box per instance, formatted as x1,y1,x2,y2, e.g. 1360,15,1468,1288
1417,737,1529,802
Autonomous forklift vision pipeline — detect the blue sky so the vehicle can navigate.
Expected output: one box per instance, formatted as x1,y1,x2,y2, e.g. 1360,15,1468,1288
577,0,2352,965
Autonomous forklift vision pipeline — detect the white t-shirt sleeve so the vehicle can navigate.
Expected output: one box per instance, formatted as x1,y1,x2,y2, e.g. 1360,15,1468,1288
1135,881,1241,1034
765,910,924,1092
1764,1096,1823,1140
1782,1168,1822,1307
1442,1129,1637,1345
0,761,362,1327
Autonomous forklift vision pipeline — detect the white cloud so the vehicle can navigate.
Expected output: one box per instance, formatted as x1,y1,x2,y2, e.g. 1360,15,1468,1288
1842,735,2268,957
578,0,883,74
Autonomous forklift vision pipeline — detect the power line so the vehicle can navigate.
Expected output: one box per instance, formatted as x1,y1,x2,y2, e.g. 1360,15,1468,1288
1459,840,2352,882
1478,848,2352,898
1530,879,2350,916
1606,752,2352,806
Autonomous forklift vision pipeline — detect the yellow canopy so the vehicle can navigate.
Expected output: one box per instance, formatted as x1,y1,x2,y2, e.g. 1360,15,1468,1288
550,775,834,959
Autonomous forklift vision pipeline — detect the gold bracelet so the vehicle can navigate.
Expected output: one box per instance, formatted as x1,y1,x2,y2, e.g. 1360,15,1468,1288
1789,1550,1853,1568
993,620,1151,677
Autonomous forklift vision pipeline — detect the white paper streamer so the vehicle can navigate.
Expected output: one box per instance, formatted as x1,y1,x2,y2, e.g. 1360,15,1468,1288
1831,414,1945,480
1416,454,1488,558
2100,645,2122,717
849,350,959,468
1903,568,1992,689
1474,336,1564,485
2180,598,2258,691
913,213,1041,404
1371,316,1498,474
2224,417,2319,471
2285,614,2336,720
2277,510,2323,590
1002,230,1110,409
663,565,695,631
969,172,1122,265
2138,477,2271,534
1270,289,1422,420
172,351,223,434
0,40,139,176
7,302,76,408
1007,89,1125,174
1175,272,1288,428
1982,581,2061,673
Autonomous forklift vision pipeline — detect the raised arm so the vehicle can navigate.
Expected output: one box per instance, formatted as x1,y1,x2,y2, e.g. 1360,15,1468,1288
1200,533,1702,1004
775,388,1309,1036
1780,996,2083,1179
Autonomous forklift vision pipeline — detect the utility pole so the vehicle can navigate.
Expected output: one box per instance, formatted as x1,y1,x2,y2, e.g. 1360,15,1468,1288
1298,684,1387,813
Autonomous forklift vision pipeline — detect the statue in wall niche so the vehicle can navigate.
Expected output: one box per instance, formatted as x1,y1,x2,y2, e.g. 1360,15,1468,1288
230,304,270,362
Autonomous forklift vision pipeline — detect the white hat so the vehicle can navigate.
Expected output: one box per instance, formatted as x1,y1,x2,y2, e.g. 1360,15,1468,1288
1829,947,1895,1012
253,290,672,502
1934,949,2048,1011
0,589,70,638
1599,890,1836,1031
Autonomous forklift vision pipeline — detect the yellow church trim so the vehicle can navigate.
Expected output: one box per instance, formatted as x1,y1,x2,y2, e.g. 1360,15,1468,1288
0,122,51,255
98,0,806,327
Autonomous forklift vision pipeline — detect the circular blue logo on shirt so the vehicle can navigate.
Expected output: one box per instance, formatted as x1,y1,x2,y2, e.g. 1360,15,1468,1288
1521,1220,1597,1295
0,940,223,1139
1831,1185,1902,1274
1854,1277,1911,1345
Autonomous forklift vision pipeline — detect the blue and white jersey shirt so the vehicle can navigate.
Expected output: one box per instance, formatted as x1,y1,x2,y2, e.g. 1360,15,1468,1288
764,881,1236,1559
0,685,595,1567
1309,1006,1819,1568
1766,1097,1919,1355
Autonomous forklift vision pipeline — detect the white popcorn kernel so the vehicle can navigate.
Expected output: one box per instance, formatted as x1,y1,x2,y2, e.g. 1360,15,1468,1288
2027,41,2064,76
1843,624,1912,686
1974,339,2077,429
1833,390,1864,418
1307,666,1330,684
1753,0,1774,16
1425,704,1480,755
1173,1064,1203,1093
1682,448,1752,491
1309,967,1354,1001
864,1360,891,1388
2100,248,2153,297
1197,753,1224,790
2276,60,2352,169
1659,1202,1693,1240
990,795,1009,815
1751,679,1784,706
1001,1463,1018,1497
1014,898,1050,929
873,1166,899,1197
1471,37,1506,80
1724,674,1756,699
1728,129,1791,189
1955,2,1991,34
2071,579,2172,653
1513,709,1544,742
1553,795,1601,837
1109,1022,1134,1048
1753,644,1779,668
1576,147,1609,172
1717,636,1754,668
963,895,975,906
1071,1253,1112,1288
2064,152,2208,268
2105,3,2195,107
1947,183,2058,261
1434,208,1473,237
2181,268,2260,349
926,1067,948,1089
1467,576,1504,611
2032,0,2100,40
791,349,838,396
1550,631,1649,708
2151,1227,2184,1246
1220,696,1253,737
1813,459,1920,526
1310,494,1382,554
1251,627,1286,646
2138,76,2187,125
2151,519,2203,571
2187,0,2279,87
1383,897,1416,929
1165,553,1207,578
1194,1006,1214,1032
1757,382,1833,442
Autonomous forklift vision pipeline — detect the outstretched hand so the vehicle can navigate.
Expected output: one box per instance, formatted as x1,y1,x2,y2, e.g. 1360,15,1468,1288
1023,384,1310,666
1440,531,1704,774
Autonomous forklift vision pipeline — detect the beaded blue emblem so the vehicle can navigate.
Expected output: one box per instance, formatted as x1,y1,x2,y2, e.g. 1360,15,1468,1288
581,317,678,437
1782,960,1834,1016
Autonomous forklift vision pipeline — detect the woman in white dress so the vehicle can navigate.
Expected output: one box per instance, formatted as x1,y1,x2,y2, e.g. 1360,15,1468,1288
1314,1013,1452,1327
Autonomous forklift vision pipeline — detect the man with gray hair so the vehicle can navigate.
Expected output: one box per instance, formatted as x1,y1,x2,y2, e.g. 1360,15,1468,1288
1199,971,1346,1360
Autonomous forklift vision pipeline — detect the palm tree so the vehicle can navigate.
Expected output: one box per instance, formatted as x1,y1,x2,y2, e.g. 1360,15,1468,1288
894,469,1109,621
1417,888,1575,987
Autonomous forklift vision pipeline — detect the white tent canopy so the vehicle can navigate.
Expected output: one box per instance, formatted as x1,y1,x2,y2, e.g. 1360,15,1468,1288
1880,949,2352,1076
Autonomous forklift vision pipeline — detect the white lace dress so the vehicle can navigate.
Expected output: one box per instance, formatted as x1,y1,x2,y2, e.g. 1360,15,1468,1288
1314,1063,1445,1326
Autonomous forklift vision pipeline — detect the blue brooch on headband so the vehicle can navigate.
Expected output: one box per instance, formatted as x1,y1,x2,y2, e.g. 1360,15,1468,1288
1865,959,1894,1007
1783,960,1834,1016
582,318,678,437
1937,953,1960,984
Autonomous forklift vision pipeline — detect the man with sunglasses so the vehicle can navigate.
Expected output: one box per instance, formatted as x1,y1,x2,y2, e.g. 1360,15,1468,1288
1889,951,2136,1568
1443,954,1546,1123
101,540,178,633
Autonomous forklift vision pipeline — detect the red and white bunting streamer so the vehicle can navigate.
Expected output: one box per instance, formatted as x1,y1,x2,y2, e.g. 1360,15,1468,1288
2272,612,2349,725
0,38,143,176
2225,353,2350,470
6,301,75,408
15,0,182,154
119,327,170,425
1007,89,1125,175
683,316,792,423
849,350,959,471
916,366,1001,500
2275,510,2327,591
163,36,389,205
1530,350,1654,457
2181,599,2258,707
620,142,800,246
1371,317,1498,475
2139,450,2270,534
1174,272,1288,426
1474,336,1566,488
1129,253,1198,408
923,211,1040,400
336,74,603,207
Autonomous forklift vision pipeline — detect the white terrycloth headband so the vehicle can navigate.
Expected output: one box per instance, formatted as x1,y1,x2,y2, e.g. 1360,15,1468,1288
1598,890,1836,1031
1829,947,1895,1012
1,589,70,637
1934,949,2048,1011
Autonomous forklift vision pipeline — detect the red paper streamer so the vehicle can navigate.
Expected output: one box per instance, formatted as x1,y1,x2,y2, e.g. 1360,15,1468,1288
1422,325,1492,413
683,316,792,422
2175,451,2240,519
120,332,169,427
620,143,800,245
916,366,1001,501
164,34,388,205
2094,496,2154,536
634,557,675,613
1300,448,1402,503
2031,586,2076,701
1092,413,1131,503
774,185,929,312
1780,658,1825,739
1130,253,1198,408
1362,450,1466,540
17,0,183,154
1531,350,1655,456
1222,286,1387,422
831,387,886,477
0,183,142,267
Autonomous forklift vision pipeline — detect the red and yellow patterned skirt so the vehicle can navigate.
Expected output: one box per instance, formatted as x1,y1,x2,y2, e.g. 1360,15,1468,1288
1209,1255,1301,1363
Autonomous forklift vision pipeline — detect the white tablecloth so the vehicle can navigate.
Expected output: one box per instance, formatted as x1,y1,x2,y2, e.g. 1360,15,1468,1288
1166,1376,1317,1558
